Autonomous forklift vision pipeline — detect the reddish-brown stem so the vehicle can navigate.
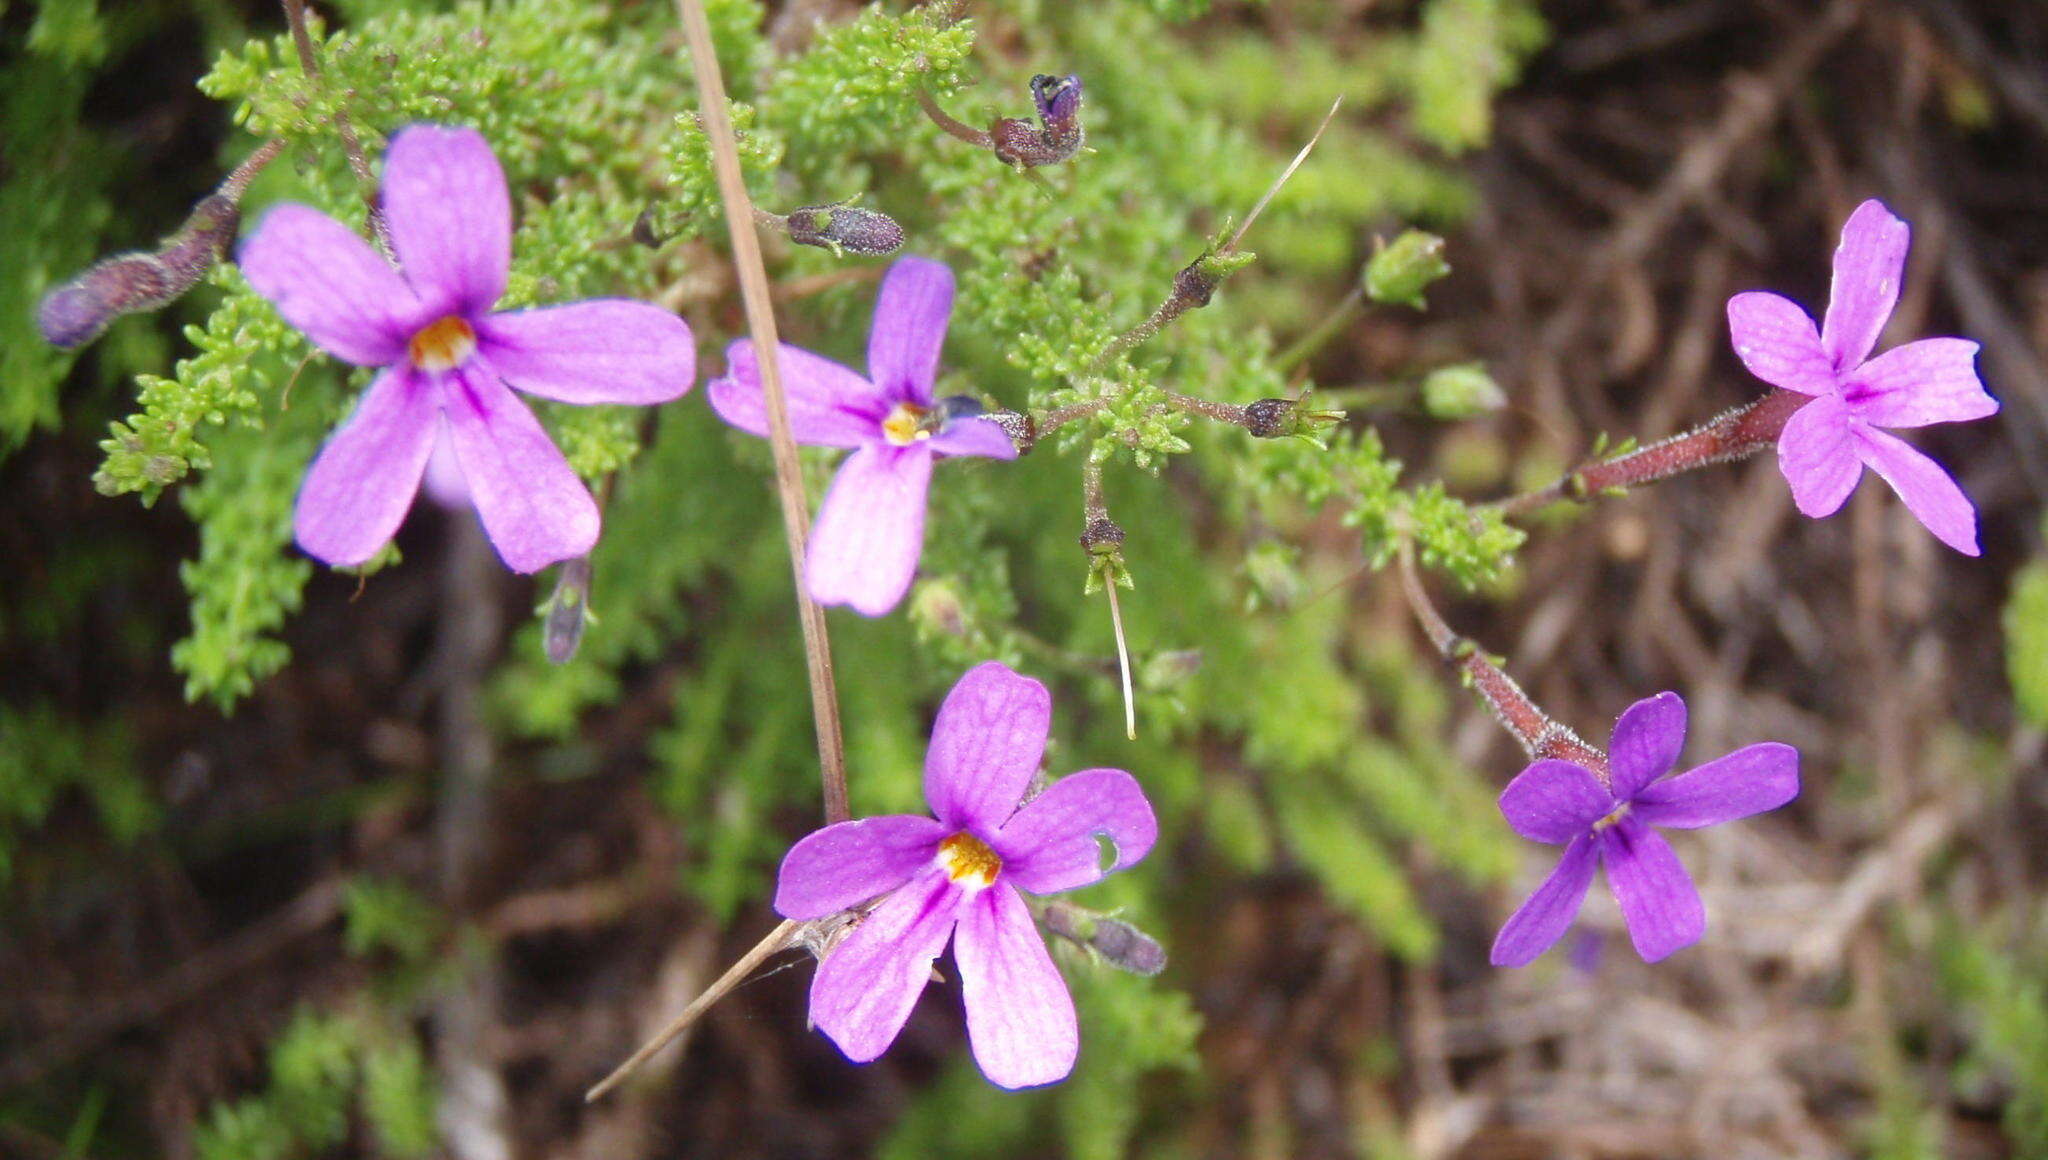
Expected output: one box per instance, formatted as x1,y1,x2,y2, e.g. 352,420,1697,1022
915,88,994,148
1394,544,1607,776
1489,388,1808,519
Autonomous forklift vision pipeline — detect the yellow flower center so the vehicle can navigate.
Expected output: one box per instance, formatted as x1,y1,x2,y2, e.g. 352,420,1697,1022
408,316,477,371
936,831,1002,889
881,402,933,446
1591,801,1632,832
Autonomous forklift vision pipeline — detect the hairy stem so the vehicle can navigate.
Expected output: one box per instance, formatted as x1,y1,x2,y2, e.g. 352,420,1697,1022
1394,543,1606,776
916,88,994,148
1489,388,1807,520
676,0,850,825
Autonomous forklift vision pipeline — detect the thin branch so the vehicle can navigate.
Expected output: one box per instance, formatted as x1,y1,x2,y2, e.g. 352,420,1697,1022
584,919,801,1102
915,87,994,148
675,0,850,825
279,0,387,246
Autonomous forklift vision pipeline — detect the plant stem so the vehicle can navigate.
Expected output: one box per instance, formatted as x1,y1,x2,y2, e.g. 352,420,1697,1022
1488,388,1806,520
1275,285,1363,373
583,919,800,1102
676,0,850,825
915,88,994,148
1394,542,1607,776
279,0,387,247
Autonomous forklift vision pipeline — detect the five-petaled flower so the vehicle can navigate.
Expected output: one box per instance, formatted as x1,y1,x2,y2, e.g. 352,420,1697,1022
773,661,1157,1088
1727,199,1999,555
708,256,1017,616
239,124,697,573
1491,692,1799,967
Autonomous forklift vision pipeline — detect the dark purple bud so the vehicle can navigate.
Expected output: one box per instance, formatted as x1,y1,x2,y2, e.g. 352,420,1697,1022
543,557,592,664
781,203,904,257
1042,902,1167,976
1080,516,1125,556
935,394,986,421
631,208,670,248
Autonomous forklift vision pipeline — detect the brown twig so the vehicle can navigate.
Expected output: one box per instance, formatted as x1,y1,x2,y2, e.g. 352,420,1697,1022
584,918,801,1102
279,0,388,247
675,0,849,825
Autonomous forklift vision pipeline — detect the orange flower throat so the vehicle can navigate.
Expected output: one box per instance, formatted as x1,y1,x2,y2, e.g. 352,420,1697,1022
409,316,477,371
937,831,1002,889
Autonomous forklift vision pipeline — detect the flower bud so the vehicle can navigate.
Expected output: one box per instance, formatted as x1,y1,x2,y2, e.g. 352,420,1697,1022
1362,229,1450,310
38,194,241,349
1042,902,1168,976
1420,362,1506,420
781,203,904,257
991,73,1086,169
543,557,593,664
1240,397,1344,441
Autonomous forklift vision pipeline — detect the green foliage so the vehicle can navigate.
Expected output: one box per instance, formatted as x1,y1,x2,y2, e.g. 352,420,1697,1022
1405,0,1546,153
1935,917,2048,1152
2006,556,2048,727
0,704,153,885
342,877,444,963
194,1007,442,1160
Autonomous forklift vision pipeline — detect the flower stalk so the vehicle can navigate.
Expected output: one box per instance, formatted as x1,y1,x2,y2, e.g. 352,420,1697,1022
1394,542,1605,775
1487,388,1807,520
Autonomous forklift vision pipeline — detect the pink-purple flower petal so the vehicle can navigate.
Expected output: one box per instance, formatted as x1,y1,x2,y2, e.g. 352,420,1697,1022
922,662,1052,834
866,256,954,404
1631,742,1800,830
478,300,696,405
1599,817,1705,963
294,366,438,566
1607,691,1686,800
380,125,511,316
1821,199,1910,372
1726,291,1834,395
239,205,423,366
995,768,1157,895
1496,760,1613,845
953,882,1078,1089
774,814,949,921
1854,425,1982,555
1490,833,1598,967
1777,393,1864,519
805,443,934,616
1844,337,1998,429
809,868,962,1064
441,362,600,573
927,416,1020,461
420,424,471,511
708,340,890,449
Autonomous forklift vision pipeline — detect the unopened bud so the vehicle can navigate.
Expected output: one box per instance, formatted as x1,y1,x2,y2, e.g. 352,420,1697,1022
781,203,904,257
39,195,240,349
1240,396,1344,441
1419,362,1505,420
1080,516,1125,556
1171,246,1257,312
992,73,1086,169
1362,229,1450,310
1042,902,1168,976
543,557,593,664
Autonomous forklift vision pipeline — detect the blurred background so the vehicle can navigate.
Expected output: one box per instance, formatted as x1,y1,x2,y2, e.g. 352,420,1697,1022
3,0,2044,1157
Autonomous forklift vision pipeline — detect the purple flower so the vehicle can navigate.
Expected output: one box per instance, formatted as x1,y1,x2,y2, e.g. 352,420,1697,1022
1491,692,1798,967
774,661,1157,1089
708,256,1017,616
1727,199,1999,555
238,125,697,573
